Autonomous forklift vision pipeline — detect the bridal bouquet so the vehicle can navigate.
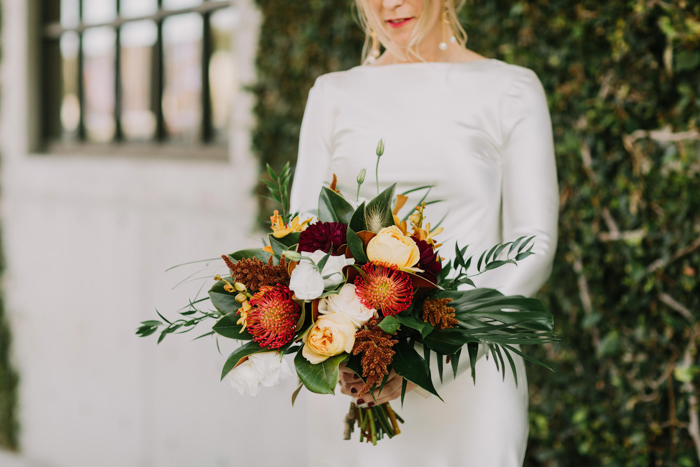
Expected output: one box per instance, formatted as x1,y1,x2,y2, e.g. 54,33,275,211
137,144,558,445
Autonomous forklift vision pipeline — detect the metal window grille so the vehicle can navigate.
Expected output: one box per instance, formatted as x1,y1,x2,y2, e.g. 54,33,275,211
41,0,234,158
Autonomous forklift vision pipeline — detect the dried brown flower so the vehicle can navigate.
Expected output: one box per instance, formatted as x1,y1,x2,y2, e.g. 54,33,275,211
422,297,458,330
352,318,398,397
222,255,290,291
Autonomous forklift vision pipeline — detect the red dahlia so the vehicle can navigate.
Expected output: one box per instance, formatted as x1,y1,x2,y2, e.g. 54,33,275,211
415,239,442,284
247,285,300,349
354,262,413,317
298,222,347,254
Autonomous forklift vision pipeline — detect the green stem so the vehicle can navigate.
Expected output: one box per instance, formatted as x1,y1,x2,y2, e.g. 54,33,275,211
368,407,377,445
375,156,380,195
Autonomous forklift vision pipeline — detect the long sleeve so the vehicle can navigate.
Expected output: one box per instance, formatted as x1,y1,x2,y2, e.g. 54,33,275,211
289,76,334,217
476,68,559,297
422,67,559,395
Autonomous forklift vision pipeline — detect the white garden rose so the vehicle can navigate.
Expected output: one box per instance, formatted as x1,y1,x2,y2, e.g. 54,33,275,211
289,260,325,300
289,250,355,300
319,283,375,328
306,250,355,289
226,352,292,397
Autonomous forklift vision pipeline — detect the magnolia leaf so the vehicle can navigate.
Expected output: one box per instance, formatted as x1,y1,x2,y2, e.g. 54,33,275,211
209,281,242,315
213,311,252,340
349,202,366,232
229,249,276,265
294,350,347,395
378,315,401,334
347,227,370,263
318,187,354,224
220,341,264,380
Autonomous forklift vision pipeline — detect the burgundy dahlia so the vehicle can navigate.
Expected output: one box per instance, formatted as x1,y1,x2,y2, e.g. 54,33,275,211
298,222,347,254
415,239,442,284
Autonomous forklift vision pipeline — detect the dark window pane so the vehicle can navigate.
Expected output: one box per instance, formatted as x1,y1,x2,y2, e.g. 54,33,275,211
83,0,116,25
163,13,202,143
60,0,79,27
60,32,81,140
83,27,116,142
120,21,158,141
121,0,158,19
162,0,203,10
209,8,236,144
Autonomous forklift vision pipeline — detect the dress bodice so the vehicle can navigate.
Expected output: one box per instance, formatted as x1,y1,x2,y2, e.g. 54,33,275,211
290,59,559,298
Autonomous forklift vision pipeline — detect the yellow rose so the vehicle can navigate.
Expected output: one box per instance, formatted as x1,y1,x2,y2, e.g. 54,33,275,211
366,225,421,269
302,312,356,364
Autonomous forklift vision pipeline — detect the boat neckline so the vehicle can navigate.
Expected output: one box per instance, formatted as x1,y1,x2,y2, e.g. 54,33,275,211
351,58,499,71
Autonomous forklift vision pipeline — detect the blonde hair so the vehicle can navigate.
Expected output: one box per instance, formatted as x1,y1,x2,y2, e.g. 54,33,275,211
355,0,468,63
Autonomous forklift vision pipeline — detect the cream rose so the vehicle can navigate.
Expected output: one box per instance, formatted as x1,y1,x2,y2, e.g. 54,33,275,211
318,283,375,328
366,225,421,269
302,312,356,364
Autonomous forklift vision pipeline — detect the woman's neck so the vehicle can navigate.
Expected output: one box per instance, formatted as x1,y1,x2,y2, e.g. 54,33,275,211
373,27,485,65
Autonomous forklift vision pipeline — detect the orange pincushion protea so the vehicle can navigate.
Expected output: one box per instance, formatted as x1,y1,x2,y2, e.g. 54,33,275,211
247,285,300,349
354,262,413,317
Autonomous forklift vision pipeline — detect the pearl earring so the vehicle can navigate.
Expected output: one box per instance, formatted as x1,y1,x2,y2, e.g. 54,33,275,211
439,0,454,51
368,29,380,63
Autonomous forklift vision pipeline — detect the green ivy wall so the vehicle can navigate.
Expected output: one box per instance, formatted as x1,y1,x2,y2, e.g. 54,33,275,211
251,1,700,465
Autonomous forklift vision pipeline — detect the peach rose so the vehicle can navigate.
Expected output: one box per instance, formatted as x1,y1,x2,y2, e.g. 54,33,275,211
366,225,421,269
302,312,356,364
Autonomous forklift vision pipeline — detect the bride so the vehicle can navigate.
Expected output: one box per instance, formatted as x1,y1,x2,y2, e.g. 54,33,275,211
289,0,559,465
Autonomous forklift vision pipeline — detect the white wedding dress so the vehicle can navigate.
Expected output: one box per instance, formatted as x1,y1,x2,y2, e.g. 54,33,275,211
289,59,558,467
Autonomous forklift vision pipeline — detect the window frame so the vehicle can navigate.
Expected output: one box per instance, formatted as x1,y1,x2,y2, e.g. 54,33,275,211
39,0,234,160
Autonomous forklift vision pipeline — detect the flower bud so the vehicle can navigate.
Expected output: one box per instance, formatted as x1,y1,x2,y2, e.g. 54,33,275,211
376,139,385,157
235,293,248,303
234,282,247,292
357,168,366,185
283,250,302,262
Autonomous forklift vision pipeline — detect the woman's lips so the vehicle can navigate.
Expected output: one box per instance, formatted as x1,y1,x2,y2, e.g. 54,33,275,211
386,18,413,28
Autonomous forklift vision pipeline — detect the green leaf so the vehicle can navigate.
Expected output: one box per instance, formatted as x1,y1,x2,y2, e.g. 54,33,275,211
467,342,479,384
293,350,347,395
212,311,253,340
392,340,442,400
291,381,304,406
396,314,433,338
209,281,242,315
365,184,396,231
422,328,475,355
450,348,461,379
347,227,370,263
318,187,354,224
349,202,366,232
378,315,401,334
220,341,264,380
436,351,444,383
484,259,517,271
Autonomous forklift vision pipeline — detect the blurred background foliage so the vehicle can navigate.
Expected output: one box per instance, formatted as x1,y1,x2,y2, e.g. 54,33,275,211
0,9,20,451
252,0,700,465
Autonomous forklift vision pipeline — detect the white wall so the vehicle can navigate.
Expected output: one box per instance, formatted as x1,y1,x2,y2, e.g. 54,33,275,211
0,1,308,466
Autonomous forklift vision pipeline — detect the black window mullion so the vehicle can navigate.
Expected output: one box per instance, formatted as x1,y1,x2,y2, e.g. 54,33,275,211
201,11,212,144
77,0,86,142
114,0,123,142
154,0,166,142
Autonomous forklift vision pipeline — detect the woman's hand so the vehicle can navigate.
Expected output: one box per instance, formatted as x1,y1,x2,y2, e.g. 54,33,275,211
338,363,416,406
